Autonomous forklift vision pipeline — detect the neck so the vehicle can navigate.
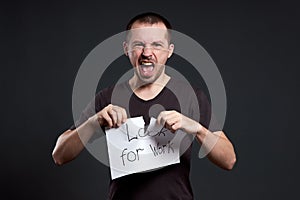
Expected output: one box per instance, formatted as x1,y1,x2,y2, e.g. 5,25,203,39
129,74,170,101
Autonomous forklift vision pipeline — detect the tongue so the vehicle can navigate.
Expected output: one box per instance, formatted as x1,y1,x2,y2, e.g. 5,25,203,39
141,66,154,76
142,66,153,72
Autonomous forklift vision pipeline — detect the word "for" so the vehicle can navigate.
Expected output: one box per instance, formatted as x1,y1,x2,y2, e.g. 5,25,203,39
120,148,144,166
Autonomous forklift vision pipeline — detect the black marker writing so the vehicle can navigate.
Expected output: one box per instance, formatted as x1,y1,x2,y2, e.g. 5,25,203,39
149,141,174,157
126,123,138,142
138,127,168,138
120,148,144,166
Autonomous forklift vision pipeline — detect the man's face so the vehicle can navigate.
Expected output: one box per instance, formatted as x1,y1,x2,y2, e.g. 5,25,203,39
124,22,174,84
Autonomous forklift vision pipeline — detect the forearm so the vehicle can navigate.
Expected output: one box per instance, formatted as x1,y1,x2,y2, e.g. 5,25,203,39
196,126,236,170
52,115,99,165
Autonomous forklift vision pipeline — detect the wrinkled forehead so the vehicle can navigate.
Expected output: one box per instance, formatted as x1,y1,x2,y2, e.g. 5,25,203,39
126,26,170,43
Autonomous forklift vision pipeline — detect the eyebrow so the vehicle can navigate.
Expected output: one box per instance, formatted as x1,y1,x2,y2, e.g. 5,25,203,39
131,40,144,44
152,41,165,45
130,40,166,44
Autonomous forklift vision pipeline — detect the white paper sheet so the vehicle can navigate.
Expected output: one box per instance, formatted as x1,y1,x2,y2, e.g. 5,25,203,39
106,117,185,180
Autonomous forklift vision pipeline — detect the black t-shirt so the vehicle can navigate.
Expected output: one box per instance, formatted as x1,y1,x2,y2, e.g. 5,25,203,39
71,78,211,200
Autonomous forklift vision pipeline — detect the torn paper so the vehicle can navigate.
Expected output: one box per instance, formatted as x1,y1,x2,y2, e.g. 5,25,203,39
105,117,185,180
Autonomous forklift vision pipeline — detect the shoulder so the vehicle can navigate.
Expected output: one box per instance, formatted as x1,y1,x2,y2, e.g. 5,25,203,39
94,81,130,109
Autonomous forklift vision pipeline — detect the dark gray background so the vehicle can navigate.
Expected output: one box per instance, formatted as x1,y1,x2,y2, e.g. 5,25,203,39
1,0,299,199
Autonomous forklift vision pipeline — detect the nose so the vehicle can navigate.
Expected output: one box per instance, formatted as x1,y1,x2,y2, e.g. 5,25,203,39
142,46,153,57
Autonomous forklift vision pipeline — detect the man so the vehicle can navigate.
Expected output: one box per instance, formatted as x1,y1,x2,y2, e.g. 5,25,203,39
52,12,236,199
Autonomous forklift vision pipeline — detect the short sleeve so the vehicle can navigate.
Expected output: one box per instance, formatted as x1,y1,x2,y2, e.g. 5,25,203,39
69,86,114,130
194,88,211,129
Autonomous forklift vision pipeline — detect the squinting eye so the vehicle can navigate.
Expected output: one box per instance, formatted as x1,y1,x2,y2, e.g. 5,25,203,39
132,43,144,48
152,43,164,50
153,43,162,47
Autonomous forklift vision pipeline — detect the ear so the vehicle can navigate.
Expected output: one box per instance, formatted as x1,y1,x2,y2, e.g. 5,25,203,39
167,43,174,58
123,41,128,56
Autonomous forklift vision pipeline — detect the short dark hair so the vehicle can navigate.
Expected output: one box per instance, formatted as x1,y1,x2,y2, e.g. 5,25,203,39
126,12,172,30
125,12,172,43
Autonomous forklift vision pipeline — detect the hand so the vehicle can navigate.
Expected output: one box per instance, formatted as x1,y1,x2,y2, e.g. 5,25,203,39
96,104,127,128
157,110,202,134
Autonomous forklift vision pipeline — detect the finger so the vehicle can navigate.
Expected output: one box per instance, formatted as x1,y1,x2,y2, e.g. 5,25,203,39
120,107,127,123
108,108,118,127
171,122,181,131
157,111,166,126
163,111,180,125
112,106,127,125
164,112,181,132
100,111,113,128
114,107,123,127
165,118,179,131
165,115,180,126
157,111,174,126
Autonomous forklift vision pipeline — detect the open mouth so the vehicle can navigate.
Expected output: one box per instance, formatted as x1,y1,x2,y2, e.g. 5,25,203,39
140,61,154,74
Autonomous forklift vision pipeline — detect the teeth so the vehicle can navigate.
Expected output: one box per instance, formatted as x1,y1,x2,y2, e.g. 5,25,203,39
141,61,153,66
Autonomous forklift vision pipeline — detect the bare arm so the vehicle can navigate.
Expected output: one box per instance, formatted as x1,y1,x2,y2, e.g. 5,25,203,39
52,104,127,166
52,115,99,165
195,129,236,170
157,110,236,170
